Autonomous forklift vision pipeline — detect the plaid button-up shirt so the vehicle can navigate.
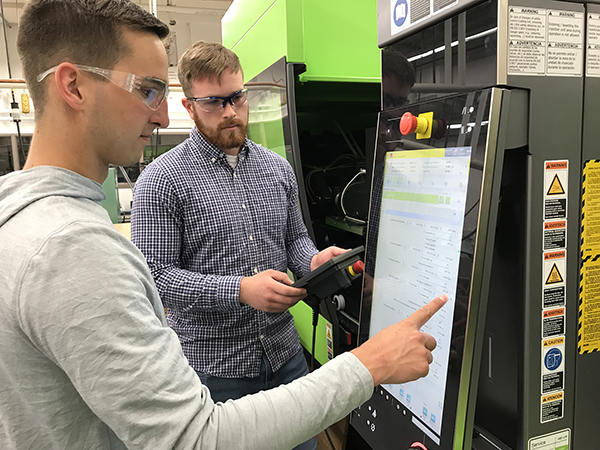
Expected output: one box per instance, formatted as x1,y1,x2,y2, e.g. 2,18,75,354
131,128,318,377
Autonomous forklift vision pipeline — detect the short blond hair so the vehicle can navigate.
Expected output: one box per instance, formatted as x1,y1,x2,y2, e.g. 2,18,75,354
178,41,243,97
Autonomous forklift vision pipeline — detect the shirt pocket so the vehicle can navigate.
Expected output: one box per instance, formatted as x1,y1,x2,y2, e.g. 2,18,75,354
248,171,288,245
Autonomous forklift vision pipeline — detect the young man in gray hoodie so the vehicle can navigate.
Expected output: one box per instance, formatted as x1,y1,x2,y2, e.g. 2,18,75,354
0,1,447,449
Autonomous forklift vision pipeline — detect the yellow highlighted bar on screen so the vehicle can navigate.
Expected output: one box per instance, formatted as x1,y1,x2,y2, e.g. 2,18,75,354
389,148,446,159
382,191,442,204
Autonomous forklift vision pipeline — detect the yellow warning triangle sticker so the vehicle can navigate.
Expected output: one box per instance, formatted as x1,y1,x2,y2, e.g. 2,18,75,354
546,263,564,285
547,174,565,196
326,328,332,339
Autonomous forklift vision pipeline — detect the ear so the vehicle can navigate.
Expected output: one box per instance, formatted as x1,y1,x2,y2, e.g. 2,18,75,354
181,97,195,120
53,63,87,111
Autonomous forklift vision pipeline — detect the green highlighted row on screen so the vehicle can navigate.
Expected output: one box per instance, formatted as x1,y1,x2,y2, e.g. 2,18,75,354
383,191,451,204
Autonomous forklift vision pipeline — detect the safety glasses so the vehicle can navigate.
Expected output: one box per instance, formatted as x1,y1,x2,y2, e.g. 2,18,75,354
186,88,248,113
37,64,169,111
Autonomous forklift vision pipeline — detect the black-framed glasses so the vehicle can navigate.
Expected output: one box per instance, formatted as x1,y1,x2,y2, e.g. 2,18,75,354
37,64,169,111
187,88,248,113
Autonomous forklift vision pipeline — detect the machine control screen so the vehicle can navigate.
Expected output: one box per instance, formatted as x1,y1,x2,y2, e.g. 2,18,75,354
369,147,471,441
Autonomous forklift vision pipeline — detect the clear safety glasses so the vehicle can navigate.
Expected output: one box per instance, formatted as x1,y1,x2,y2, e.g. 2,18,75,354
36,64,169,111
186,88,248,113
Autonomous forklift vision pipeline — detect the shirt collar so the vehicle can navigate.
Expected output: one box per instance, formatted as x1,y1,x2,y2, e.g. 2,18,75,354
190,126,251,162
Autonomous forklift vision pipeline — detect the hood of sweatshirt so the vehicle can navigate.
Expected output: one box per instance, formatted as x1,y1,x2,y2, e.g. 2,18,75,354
0,166,105,228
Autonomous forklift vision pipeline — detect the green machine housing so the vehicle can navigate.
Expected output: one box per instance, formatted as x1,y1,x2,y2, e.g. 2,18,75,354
222,0,381,365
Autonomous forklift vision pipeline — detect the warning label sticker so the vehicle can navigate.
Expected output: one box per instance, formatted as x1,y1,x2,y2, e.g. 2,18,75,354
541,391,564,422
580,161,600,354
544,251,566,285
543,250,566,313
544,220,566,250
546,263,564,284
547,43,582,76
509,8,583,77
547,174,566,195
587,13,600,77
543,307,566,337
544,160,568,221
546,161,568,170
509,40,546,74
547,10,584,76
545,199,567,220
544,286,565,308
544,250,566,260
581,160,600,257
528,429,570,450
579,259,600,354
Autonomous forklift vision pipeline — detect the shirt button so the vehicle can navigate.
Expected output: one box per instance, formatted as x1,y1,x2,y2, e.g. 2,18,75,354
211,158,216,163
260,334,264,340
242,204,246,209
233,173,237,177
254,268,258,274
249,235,253,240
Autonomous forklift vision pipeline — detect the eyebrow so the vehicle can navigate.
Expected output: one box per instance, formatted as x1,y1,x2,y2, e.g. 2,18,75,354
202,89,245,98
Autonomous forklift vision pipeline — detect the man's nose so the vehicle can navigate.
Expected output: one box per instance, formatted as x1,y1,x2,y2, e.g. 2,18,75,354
221,100,237,118
151,98,170,128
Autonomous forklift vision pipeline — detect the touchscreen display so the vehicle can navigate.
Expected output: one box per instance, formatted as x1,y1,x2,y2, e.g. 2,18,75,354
368,147,471,440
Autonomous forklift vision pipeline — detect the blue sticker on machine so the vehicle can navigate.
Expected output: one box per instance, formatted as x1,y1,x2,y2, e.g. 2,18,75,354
544,348,563,371
393,0,409,27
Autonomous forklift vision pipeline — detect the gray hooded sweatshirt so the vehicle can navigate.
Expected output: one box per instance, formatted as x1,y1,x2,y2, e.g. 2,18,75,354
0,166,373,450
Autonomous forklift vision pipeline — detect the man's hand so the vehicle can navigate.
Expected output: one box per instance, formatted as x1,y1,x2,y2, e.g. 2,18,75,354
351,294,448,386
310,246,349,271
239,270,307,313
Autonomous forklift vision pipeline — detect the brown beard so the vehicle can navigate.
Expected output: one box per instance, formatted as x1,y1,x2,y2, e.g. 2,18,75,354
193,109,248,151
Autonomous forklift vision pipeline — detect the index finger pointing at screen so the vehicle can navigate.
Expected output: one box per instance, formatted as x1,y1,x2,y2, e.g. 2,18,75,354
409,294,449,329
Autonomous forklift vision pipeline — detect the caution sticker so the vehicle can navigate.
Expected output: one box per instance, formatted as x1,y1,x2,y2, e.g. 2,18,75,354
528,428,570,450
542,337,565,394
541,391,564,423
544,160,568,220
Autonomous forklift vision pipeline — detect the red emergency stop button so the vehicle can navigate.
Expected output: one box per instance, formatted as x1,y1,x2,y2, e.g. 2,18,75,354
348,260,364,277
400,112,430,136
400,112,418,135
